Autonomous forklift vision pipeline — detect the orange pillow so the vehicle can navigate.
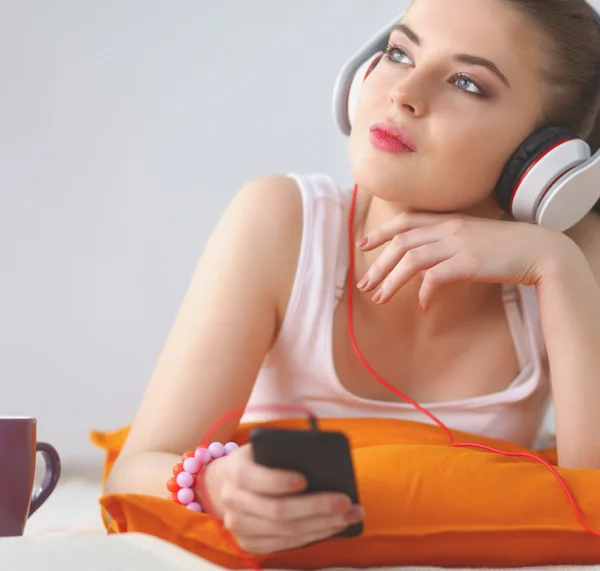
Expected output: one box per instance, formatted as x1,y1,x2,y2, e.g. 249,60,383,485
90,418,600,569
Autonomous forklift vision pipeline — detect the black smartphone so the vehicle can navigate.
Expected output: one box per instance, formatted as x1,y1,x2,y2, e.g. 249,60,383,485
250,426,362,537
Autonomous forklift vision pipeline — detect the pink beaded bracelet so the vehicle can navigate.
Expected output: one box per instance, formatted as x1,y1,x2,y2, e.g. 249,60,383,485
167,441,239,512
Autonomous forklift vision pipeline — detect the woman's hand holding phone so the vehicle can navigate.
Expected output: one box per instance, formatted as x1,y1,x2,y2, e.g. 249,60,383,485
203,444,363,554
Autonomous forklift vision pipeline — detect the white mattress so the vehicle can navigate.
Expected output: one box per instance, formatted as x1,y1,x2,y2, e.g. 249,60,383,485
3,532,600,571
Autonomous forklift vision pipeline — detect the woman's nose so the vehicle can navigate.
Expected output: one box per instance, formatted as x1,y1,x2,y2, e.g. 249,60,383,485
389,74,429,117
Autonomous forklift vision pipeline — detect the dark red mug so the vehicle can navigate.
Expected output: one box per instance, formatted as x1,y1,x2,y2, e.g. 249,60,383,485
0,417,61,537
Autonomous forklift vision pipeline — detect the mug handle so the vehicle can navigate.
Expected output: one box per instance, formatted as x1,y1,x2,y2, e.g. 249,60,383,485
29,442,61,517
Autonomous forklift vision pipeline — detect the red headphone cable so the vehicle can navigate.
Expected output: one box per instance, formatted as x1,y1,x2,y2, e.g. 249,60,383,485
346,183,600,538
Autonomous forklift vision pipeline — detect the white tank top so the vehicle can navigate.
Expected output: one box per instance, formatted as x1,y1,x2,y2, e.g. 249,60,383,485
242,173,552,449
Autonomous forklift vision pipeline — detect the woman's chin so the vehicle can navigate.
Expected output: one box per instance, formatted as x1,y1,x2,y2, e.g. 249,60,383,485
350,162,499,215
350,147,420,183
350,163,419,201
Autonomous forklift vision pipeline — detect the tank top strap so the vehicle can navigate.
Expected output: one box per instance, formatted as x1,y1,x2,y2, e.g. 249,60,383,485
270,173,348,362
334,191,351,303
501,284,530,370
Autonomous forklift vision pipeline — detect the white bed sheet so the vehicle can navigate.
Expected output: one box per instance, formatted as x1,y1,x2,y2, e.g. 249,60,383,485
4,532,600,571
21,471,597,571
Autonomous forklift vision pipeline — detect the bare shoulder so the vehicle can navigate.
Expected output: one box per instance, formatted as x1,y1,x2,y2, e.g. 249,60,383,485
234,174,302,233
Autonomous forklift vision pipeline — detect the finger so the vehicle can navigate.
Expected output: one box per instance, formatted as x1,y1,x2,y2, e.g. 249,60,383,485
231,447,307,495
373,243,453,304
358,228,443,293
358,212,457,250
223,504,363,539
221,483,353,521
236,522,356,555
419,253,477,310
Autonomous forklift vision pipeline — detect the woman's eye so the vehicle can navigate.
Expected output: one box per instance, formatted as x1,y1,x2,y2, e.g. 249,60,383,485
384,46,412,64
384,44,488,97
454,75,484,96
382,44,489,98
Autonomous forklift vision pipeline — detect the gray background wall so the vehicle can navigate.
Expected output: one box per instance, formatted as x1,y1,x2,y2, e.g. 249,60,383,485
3,0,591,469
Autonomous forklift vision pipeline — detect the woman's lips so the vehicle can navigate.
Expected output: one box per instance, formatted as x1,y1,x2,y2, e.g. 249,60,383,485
369,121,417,154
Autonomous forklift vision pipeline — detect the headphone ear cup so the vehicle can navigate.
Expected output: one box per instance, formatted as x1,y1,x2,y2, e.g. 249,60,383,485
347,52,384,131
494,126,583,221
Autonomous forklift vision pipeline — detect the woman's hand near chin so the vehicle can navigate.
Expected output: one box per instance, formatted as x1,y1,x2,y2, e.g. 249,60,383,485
355,212,578,310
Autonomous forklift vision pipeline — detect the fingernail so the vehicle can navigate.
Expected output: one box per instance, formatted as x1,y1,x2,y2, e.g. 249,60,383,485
357,276,369,290
418,302,424,312
356,237,368,248
372,289,383,303
290,475,306,489
346,506,365,522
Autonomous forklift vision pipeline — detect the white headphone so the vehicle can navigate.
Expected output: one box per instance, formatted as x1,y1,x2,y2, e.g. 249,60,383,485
332,4,600,232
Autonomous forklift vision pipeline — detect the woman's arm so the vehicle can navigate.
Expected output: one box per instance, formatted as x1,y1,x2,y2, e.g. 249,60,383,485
538,212,600,469
106,174,303,496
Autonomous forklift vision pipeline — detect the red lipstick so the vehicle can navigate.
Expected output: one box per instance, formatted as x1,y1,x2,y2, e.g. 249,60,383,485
369,121,417,154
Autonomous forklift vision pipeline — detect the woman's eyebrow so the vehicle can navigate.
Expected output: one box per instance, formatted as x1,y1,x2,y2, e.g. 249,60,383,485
392,23,511,88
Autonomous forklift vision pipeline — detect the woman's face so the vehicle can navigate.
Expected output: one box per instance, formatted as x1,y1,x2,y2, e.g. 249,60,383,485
349,0,547,216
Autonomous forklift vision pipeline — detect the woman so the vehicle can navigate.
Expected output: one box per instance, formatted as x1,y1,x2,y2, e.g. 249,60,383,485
106,0,600,555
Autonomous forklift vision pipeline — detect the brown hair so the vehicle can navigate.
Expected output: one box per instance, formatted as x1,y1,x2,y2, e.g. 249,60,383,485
502,0,600,151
